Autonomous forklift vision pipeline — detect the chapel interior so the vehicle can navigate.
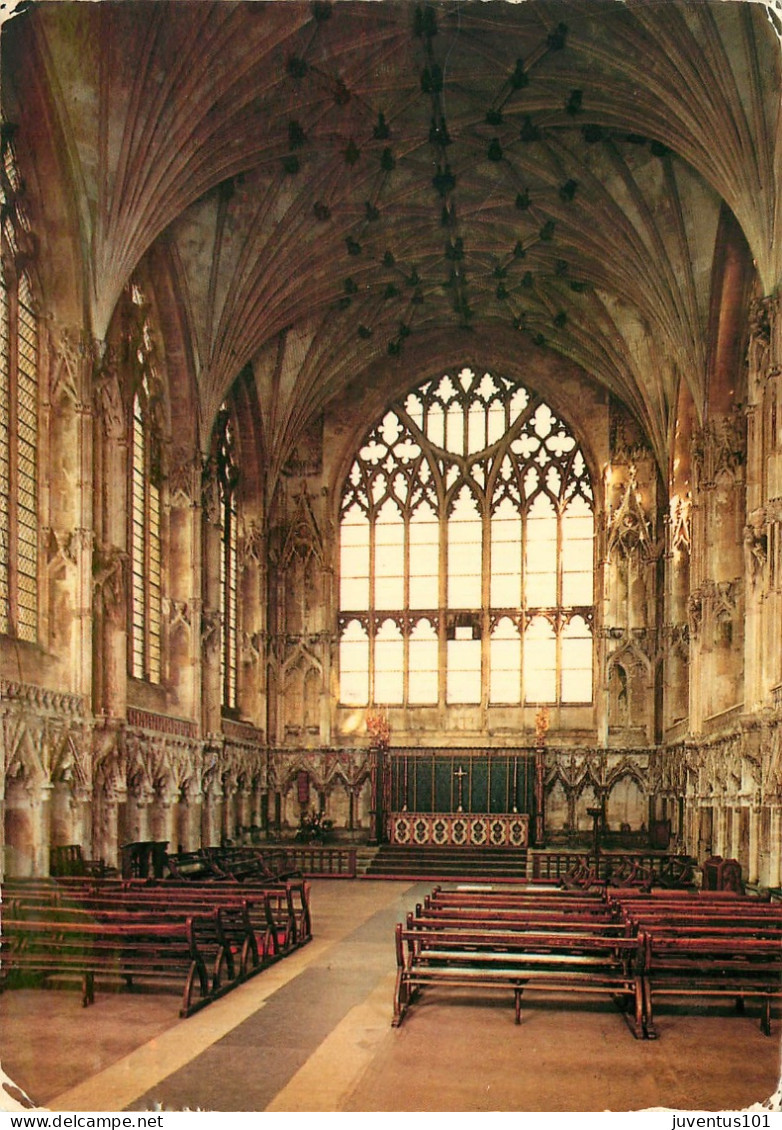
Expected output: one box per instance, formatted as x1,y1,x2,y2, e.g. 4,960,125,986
1,0,782,1112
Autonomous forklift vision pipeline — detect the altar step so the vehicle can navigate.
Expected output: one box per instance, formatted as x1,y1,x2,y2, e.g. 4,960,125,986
363,845,529,882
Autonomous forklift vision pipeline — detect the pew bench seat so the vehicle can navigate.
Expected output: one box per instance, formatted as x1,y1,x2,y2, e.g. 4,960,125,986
392,924,643,1036
0,914,217,1017
640,931,782,1038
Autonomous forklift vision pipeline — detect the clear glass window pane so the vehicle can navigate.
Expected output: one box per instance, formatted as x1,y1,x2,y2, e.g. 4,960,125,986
562,498,593,606
447,635,481,703
340,620,369,705
409,619,439,704
561,615,592,703
524,616,556,703
491,497,521,607
526,495,557,603
375,619,404,704
490,617,521,703
447,487,481,607
409,501,439,609
375,499,404,609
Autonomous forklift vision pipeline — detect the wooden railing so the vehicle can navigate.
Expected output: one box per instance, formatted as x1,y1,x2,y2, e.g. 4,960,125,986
263,846,357,879
529,851,696,886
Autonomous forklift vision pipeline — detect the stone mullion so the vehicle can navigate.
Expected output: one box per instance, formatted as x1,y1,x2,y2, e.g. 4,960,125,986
596,493,611,747
481,490,491,713
438,498,448,713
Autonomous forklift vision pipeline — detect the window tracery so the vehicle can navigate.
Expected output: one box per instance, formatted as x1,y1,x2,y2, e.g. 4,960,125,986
338,367,594,708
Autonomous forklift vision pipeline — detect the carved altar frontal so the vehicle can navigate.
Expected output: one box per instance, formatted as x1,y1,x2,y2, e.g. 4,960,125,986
389,811,529,848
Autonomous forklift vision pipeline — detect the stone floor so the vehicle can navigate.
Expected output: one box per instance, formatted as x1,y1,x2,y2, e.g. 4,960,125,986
1,879,780,1113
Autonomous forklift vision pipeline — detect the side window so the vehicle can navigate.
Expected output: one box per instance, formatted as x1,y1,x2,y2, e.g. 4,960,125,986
0,136,38,642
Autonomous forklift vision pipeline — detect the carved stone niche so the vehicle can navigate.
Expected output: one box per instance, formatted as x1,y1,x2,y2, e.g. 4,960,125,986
50,324,90,408
92,347,126,442
687,590,703,640
743,514,768,588
747,293,776,388
168,448,200,509
606,468,653,560
713,580,739,648
693,411,746,485
200,609,222,656
92,543,128,623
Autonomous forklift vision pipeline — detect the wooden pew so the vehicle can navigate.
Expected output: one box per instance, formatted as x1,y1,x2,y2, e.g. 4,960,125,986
9,885,292,967
1,913,216,1016
5,875,313,988
425,889,613,918
407,908,627,937
638,929,782,1038
392,922,644,1035
5,897,262,992
601,891,782,1036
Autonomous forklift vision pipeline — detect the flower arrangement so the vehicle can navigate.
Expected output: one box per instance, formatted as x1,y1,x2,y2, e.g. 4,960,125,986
366,708,391,751
295,809,334,844
535,705,550,746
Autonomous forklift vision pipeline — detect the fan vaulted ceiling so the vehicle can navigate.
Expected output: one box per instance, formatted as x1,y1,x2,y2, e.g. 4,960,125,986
4,0,781,473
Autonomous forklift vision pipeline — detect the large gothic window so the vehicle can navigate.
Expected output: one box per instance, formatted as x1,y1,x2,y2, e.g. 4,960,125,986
216,406,239,711
0,135,38,642
338,368,594,708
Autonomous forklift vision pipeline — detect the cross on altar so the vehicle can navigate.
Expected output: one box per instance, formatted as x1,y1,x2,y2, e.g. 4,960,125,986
454,765,467,812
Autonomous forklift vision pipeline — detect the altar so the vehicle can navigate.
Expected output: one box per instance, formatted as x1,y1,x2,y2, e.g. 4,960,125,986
380,748,538,847
389,810,529,848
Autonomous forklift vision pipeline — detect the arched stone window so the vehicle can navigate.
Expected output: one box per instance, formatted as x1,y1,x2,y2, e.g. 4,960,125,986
0,134,38,641
338,367,594,708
